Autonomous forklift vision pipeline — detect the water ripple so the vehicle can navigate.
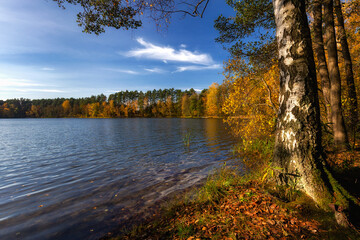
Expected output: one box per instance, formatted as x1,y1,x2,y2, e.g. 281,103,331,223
0,118,240,240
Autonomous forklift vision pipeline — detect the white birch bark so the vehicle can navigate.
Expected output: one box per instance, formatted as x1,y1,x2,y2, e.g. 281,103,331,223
272,0,333,208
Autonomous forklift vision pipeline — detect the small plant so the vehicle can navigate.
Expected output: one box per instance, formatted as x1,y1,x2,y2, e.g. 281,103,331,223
182,130,192,147
269,175,301,202
197,164,240,203
231,137,274,171
261,163,283,183
238,190,256,202
274,184,301,202
176,223,194,239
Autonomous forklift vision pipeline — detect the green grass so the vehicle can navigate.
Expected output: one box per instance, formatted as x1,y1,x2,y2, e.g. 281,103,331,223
197,165,240,203
110,152,360,240
176,222,194,239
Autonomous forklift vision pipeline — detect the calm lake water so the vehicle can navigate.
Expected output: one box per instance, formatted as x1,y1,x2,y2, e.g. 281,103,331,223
0,118,240,240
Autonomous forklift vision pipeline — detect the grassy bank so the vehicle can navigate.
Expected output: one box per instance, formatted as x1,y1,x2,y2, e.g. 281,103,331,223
102,135,360,239
106,158,359,240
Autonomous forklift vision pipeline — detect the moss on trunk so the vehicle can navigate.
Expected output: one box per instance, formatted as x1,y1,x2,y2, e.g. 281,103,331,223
272,0,359,222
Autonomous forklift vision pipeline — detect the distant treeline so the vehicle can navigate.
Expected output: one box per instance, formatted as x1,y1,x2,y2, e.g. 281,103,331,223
0,84,227,118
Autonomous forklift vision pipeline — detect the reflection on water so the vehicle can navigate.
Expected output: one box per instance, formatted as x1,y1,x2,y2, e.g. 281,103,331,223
0,118,240,240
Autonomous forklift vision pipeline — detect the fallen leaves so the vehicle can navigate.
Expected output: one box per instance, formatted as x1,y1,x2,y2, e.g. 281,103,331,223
120,180,327,240
196,184,320,239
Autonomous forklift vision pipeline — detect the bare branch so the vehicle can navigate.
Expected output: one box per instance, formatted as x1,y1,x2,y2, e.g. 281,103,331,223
259,77,277,114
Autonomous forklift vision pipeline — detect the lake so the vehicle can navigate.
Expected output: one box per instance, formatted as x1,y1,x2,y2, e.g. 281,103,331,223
0,118,240,240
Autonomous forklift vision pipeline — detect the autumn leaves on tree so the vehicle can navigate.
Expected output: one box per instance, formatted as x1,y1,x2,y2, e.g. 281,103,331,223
0,87,224,118
217,0,360,224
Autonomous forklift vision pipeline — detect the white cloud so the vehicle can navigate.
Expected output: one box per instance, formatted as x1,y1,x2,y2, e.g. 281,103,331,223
0,78,44,87
174,64,222,72
104,90,122,93
145,68,166,73
180,44,187,48
103,68,139,75
42,67,55,71
126,38,214,65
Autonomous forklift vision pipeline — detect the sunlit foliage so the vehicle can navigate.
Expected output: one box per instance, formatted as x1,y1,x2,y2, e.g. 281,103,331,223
342,0,360,127
0,87,224,119
205,83,220,117
222,57,278,143
181,94,191,117
61,100,71,116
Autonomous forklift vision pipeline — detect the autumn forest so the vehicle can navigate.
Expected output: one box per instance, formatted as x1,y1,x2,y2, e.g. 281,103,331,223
0,83,225,118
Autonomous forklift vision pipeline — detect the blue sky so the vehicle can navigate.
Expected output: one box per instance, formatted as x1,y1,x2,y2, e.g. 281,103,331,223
0,0,233,100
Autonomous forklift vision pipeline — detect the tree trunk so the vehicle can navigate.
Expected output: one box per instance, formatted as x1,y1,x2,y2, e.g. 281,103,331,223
272,0,360,225
334,0,358,133
272,0,333,209
312,0,332,124
324,0,349,150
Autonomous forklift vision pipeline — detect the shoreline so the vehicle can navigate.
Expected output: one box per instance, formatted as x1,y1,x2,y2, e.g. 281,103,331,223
100,177,208,239
0,116,224,119
106,164,360,239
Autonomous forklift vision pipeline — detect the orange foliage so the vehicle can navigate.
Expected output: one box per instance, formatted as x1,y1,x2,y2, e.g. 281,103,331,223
166,95,173,116
222,58,278,142
27,105,42,118
206,83,220,117
181,94,190,117
342,0,360,122
62,100,71,115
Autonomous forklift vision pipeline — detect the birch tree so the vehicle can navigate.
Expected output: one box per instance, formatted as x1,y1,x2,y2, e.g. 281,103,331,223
273,0,330,207
272,0,359,224
53,0,360,224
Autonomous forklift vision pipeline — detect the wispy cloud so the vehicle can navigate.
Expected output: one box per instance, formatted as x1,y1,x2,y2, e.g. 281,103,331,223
42,67,55,71
126,38,214,65
13,88,64,93
0,77,64,94
104,90,122,93
103,68,139,75
174,64,222,72
0,78,44,87
145,67,166,74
